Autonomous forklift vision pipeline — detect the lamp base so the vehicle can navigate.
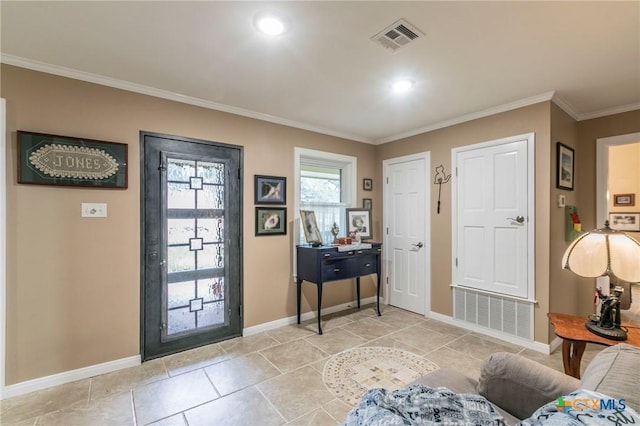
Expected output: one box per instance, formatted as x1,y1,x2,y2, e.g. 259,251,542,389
585,319,627,341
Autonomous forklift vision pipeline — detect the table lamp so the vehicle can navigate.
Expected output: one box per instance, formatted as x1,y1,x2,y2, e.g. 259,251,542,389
561,221,640,341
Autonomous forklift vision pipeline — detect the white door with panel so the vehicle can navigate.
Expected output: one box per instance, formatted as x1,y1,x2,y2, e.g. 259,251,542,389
384,154,430,315
454,135,531,299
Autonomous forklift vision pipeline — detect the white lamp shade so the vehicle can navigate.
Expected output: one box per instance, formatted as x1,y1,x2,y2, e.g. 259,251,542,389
562,225,640,282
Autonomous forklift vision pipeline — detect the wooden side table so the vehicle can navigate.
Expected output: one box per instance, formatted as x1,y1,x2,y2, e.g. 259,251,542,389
548,313,640,379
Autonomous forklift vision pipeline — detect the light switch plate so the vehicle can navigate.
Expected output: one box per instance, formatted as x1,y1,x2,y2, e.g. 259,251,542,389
557,194,566,208
81,203,107,218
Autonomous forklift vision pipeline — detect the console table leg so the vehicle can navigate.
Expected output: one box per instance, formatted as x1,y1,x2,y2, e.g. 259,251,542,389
562,339,586,379
317,283,323,335
356,277,361,309
376,274,381,316
296,279,302,325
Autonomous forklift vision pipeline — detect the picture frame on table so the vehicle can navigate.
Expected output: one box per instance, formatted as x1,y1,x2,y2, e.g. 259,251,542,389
346,208,372,240
300,210,323,245
613,193,635,207
254,175,286,205
556,142,574,191
609,213,640,232
255,207,287,236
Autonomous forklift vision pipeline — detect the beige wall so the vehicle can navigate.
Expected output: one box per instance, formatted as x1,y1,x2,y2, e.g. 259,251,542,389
608,143,640,213
1,65,379,384
4,62,639,386
376,102,554,344
549,104,593,342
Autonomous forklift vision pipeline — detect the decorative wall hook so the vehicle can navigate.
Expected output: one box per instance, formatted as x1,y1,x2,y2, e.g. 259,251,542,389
433,165,451,214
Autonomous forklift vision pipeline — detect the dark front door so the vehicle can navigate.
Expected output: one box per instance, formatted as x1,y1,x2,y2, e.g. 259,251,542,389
141,132,242,360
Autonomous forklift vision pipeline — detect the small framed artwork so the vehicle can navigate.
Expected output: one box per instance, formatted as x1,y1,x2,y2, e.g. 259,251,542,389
609,213,640,232
363,198,372,210
556,142,574,191
17,130,128,189
613,193,635,207
300,210,323,245
255,207,287,236
363,178,373,191
346,208,372,240
255,175,286,205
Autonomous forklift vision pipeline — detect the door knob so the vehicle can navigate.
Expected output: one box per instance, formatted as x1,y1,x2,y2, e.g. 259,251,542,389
507,216,525,224
413,242,424,248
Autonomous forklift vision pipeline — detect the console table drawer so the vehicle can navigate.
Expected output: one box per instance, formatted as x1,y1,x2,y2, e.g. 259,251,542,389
321,255,377,281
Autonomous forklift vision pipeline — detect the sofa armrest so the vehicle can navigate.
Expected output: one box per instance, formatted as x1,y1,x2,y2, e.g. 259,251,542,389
477,352,580,420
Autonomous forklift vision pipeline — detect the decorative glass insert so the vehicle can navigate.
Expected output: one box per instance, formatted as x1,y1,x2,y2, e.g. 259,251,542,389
164,157,228,338
190,176,204,190
166,279,226,335
189,297,204,312
189,238,203,251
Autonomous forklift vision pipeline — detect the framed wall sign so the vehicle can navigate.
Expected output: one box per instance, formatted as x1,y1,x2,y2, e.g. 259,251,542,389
254,175,286,205
18,131,127,188
556,142,574,191
255,207,287,236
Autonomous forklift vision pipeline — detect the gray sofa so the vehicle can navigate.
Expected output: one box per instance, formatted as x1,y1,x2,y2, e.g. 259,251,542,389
411,343,639,424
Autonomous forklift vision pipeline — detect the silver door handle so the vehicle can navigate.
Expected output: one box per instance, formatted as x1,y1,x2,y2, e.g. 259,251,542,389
412,242,424,248
507,216,525,224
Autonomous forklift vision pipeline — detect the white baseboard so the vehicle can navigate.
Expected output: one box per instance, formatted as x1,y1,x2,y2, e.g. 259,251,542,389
428,311,553,354
243,296,378,336
2,298,378,400
2,355,140,400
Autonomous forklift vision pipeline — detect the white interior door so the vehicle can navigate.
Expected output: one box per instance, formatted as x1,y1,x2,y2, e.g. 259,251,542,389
383,153,430,315
454,134,532,299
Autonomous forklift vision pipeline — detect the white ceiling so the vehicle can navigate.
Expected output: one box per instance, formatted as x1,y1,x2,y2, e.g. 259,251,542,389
1,1,639,144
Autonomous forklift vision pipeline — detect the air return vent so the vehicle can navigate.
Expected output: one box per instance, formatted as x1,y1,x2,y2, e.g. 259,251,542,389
371,19,425,53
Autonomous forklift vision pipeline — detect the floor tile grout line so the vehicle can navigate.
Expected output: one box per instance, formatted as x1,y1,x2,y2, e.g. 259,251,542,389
129,389,139,426
254,384,288,425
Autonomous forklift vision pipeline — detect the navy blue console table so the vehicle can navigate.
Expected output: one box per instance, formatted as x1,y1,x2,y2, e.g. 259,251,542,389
296,243,382,334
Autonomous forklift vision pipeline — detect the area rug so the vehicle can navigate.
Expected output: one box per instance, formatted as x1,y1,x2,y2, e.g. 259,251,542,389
322,346,438,406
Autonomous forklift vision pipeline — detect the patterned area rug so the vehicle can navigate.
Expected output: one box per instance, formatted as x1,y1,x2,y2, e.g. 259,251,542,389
322,346,439,406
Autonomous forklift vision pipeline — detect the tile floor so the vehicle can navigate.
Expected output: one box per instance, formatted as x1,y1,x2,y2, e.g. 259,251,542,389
1,304,613,426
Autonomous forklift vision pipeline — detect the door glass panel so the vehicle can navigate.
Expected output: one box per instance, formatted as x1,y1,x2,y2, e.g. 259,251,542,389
168,182,195,209
168,219,195,245
164,157,227,339
198,185,224,209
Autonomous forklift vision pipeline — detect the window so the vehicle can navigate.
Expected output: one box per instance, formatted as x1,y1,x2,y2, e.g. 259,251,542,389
294,148,356,246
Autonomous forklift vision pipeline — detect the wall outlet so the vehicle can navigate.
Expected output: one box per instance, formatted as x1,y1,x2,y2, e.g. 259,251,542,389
81,203,107,218
557,194,566,208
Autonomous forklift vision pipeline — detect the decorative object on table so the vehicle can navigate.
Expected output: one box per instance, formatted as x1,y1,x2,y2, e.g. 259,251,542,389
556,142,575,191
561,221,640,340
255,207,286,236
322,346,438,406
363,198,372,210
433,164,451,214
334,237,352,245
330,221,340,242
363,178,373,191
613,193,635,207
254,175,286,205
300,209,323,246
609,213,640,232
564,205,583,242
17,130,127,189
346,208,372,240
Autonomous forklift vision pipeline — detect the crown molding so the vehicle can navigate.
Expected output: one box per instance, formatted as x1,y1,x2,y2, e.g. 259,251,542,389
375,91,556,145
0,54,371,144
550,93,580,120
577,102,640,121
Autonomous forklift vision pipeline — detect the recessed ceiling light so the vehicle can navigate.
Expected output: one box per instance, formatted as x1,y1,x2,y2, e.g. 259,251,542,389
256,14,286,36
392,79,414,93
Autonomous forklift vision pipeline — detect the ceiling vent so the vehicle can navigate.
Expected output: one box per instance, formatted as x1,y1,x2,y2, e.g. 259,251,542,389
371,19,425,53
